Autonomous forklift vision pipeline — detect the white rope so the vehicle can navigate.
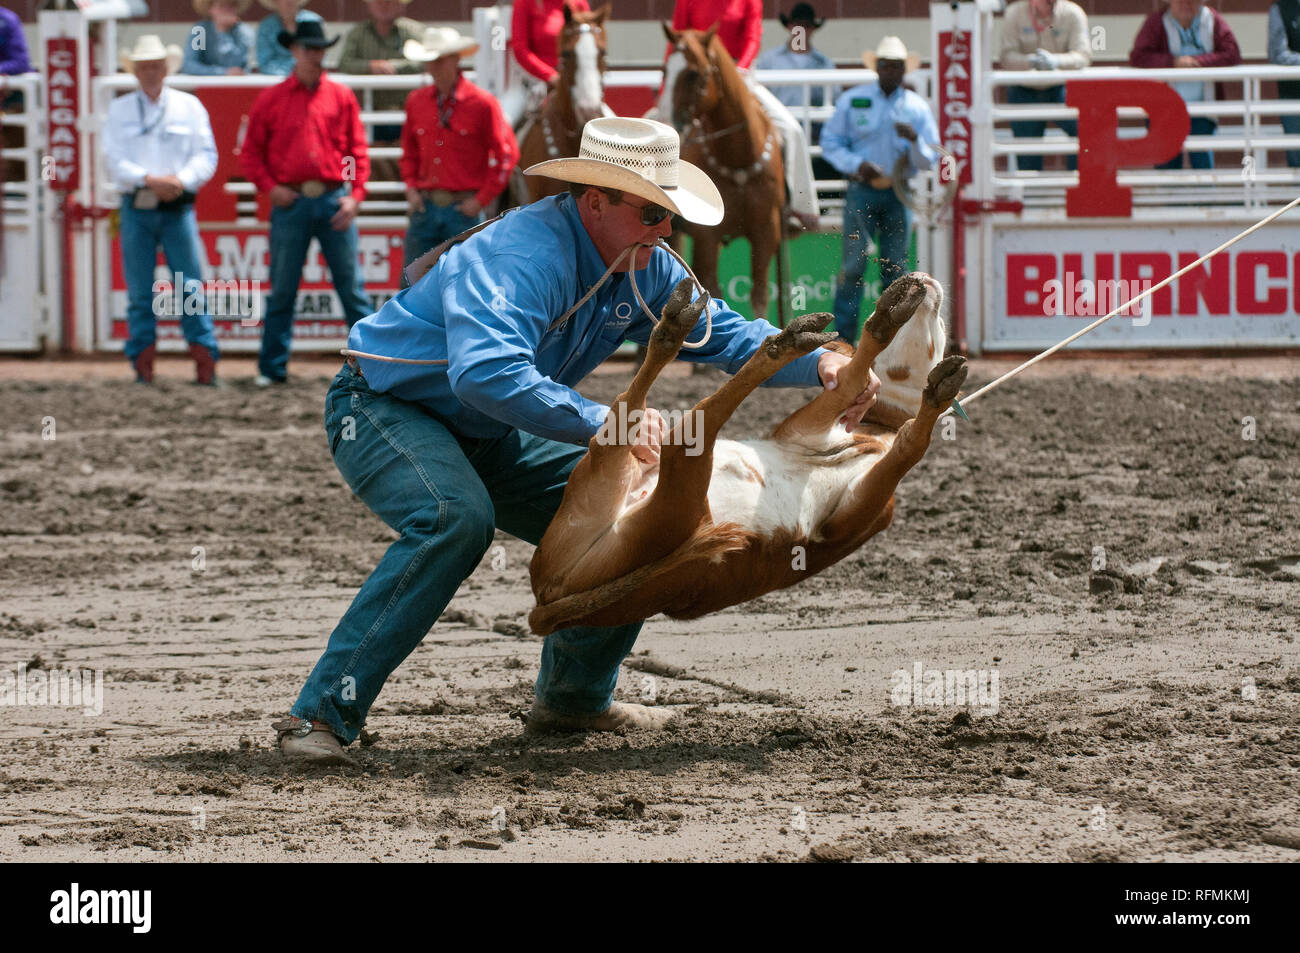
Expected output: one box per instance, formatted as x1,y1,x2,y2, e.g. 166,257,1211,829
341,239,714,366
941,195,1300,418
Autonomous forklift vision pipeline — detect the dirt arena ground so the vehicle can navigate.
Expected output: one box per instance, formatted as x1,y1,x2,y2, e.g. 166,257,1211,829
1,352,1297,862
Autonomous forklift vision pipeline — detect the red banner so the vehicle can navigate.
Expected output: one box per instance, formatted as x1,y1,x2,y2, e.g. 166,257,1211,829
936,29,972,186
45,37,79,191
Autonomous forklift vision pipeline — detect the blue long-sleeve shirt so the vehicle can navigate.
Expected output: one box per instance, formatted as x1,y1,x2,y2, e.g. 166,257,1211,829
0,6,32,76
182,19,255,75
821,81,939,178
349,194,826,446
1269,3,1300,66
255,11,322,76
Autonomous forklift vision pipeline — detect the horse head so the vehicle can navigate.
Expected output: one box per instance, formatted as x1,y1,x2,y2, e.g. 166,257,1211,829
558,3,610,128
660,23,721,134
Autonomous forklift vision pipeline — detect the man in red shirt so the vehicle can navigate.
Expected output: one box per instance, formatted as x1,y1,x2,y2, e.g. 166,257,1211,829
240,20,371,386
400,27,519,268
512,0,591,86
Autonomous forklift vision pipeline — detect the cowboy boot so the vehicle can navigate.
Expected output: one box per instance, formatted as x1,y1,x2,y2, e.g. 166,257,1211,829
132,344,156,384
189,343,217,386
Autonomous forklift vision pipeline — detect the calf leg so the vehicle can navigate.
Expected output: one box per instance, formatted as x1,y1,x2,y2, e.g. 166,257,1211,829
819,355,968,544
773,274,931,441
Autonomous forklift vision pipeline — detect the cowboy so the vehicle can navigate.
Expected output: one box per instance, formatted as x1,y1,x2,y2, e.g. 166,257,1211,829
666,0,820,230
822,36,938,344
338,0,422,140
512,0,591,87
102,36,220,385
1269,1,1300,167
183,0,255,76
254,0,321,76
399,27,518,269
273,117,882,764
998,0,1091,172
241,20,370,386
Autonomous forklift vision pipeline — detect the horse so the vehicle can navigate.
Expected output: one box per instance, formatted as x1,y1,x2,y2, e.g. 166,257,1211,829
517,3,611,204
659,24,785,325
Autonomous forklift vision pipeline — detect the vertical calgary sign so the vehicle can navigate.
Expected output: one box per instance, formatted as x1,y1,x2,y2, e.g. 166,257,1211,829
45,37,79,190
936,28,972,186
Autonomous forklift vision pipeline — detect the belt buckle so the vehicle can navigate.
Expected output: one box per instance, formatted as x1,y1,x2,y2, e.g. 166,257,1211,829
301,180,327,199
132,189,159,210
430,189,454,207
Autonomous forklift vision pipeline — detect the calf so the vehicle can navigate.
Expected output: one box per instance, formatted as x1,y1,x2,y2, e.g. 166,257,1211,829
528,272,967,634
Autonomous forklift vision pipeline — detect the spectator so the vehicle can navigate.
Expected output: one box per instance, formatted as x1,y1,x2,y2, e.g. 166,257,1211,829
338,0,422,140
255,0,322,76
240,20,370,385
512,0,592,87
822,36,939,344
400,27,518,268
667,0,819,228
755,2,839,174
0,5,31,77
102,36,220,385
183,0,255,76
998,0,1090,172
1130,0,1241,170
1268,1,1300,167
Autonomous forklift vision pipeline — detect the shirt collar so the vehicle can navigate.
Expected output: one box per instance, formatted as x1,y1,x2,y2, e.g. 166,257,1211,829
435,74,463,104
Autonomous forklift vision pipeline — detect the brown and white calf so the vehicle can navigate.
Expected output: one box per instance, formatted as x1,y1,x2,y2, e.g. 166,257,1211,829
528,273,967,634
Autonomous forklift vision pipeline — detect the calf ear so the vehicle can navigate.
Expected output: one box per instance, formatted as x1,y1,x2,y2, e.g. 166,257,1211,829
661,21,677,45
563,3,574,25
595,3,612,23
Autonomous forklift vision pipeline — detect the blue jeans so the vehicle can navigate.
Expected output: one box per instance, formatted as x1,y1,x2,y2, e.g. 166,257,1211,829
1006,84,1077,172
1282,113,1300,168
1156,116,1216,170
291,363,644,744
119,198,219,363
403,200,483,270
259,186,370,381
833,183,910,343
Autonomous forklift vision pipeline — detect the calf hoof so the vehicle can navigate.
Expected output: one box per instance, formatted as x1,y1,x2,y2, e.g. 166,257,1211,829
765,311,838,359
923,354,968,408
863,274,929,345
652,277,707,350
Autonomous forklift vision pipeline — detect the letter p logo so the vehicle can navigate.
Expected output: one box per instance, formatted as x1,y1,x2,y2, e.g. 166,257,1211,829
1066,80,1190,218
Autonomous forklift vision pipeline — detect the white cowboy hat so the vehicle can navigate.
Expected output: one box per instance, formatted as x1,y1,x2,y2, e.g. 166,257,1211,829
862,35,921,73
525,117,724,227
193,0,252,15
120,35,183,74
403,26,479,62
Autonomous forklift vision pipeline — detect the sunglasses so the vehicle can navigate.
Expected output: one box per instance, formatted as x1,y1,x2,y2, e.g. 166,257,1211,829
624,197,671,227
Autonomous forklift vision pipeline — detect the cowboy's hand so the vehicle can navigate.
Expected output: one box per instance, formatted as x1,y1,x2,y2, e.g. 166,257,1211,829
818,350,880,432
1174,55,1199,69
330,195,359,230
225,66,245,76
456,197,482,217
370,59,396,75
894,122,918,142
146,175,184,201
406,188,425,213
269,185,299,208
1029,48,1059,70
856,160,887,183
630,407,667,465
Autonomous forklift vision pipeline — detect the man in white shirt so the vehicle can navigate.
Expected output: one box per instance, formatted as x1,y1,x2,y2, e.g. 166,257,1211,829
102,36,220,385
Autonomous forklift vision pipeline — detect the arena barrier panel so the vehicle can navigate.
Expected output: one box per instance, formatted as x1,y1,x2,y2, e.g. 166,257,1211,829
939,0,1300,354
1,72,52,352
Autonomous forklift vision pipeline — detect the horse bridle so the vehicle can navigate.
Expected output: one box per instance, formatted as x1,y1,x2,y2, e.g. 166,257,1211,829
670,45,775,189
542,22,608,158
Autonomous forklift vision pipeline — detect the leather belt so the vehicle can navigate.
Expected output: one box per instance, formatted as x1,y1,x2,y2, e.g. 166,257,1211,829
422,189,475,207
288,180,343,199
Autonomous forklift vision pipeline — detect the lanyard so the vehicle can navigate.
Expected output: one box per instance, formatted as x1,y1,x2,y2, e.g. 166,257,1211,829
136,90,167,137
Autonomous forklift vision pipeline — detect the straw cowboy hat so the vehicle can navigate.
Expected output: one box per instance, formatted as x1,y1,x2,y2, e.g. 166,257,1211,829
525,117,724,226
119,35,183,74
403,27,479,62
862,35,921,74
193,0,252,15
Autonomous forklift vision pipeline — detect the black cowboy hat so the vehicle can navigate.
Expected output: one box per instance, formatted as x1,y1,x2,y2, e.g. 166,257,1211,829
277,20,340,49
779,3,825,29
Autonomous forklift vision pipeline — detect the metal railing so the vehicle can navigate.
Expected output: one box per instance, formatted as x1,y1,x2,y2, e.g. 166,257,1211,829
1,73,44,221
989,65,1300,216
